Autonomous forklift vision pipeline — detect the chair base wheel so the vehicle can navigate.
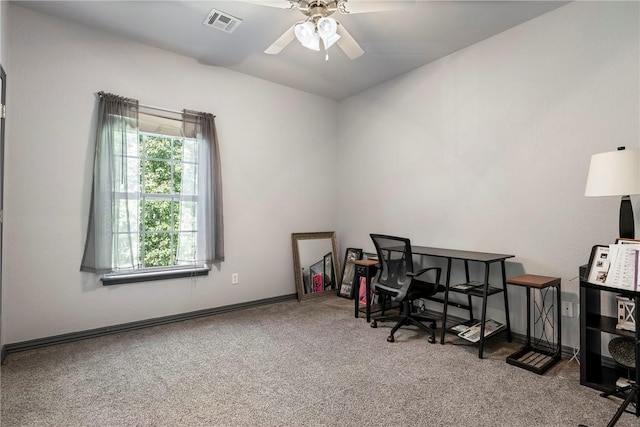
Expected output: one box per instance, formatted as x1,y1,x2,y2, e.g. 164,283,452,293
370,320,377,328
387,335,395,343
428,335,436,344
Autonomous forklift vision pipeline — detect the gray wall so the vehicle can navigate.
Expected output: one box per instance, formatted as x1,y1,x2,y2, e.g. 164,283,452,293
337,1,640,348
4,5,339,344
0,0,6,62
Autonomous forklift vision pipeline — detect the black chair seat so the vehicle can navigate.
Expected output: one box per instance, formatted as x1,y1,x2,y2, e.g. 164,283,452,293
609,337,635,369
599,336,638,426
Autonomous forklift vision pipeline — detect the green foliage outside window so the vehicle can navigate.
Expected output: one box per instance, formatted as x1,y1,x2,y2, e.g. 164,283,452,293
139,134,187,268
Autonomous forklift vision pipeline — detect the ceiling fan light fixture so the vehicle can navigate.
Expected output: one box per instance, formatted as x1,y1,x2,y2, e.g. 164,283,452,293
317,17,340,50
294,21,320,51
323,32,340,50
317,17,339,47
317,17,337,38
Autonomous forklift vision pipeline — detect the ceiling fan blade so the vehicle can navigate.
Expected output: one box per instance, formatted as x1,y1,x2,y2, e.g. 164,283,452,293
336,23,364,59
265,24,297,54
339,0,415,14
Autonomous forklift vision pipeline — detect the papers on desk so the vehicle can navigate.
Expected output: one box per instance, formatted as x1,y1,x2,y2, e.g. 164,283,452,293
588,242,640,291
457,319,505,343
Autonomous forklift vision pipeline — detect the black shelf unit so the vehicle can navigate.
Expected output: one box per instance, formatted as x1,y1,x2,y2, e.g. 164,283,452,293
442,281,506,326
580,267,639,416
463,286,504,297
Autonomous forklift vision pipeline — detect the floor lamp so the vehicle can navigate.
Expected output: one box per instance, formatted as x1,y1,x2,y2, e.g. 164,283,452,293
585,147,640,239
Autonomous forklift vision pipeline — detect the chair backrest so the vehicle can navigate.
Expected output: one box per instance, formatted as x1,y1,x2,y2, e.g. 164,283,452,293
370,234,414,292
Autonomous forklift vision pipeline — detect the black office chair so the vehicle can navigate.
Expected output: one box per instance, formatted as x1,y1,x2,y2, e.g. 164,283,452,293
369,234,444,344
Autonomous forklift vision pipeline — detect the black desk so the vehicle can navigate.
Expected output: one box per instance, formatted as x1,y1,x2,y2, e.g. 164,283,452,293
410,246,514,358
391,246,514,358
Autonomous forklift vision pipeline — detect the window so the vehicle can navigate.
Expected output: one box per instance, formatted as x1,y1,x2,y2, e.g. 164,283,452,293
114,132,197,269
81,93,224,283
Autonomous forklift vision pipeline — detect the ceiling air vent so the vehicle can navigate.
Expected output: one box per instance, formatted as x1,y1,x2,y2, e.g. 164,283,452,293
203,8,242,34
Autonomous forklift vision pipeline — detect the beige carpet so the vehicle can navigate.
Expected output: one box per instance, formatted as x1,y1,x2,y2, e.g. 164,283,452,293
1,296,637,426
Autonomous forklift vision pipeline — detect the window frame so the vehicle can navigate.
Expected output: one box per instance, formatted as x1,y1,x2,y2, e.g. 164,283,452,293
103,128,209,284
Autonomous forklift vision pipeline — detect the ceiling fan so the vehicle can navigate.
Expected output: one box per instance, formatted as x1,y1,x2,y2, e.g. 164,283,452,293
254,0,412,60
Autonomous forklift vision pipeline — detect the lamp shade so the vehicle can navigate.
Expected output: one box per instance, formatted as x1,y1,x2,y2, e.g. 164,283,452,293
585,148,640,197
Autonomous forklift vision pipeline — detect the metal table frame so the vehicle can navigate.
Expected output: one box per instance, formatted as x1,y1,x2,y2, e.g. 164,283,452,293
358,245,514,359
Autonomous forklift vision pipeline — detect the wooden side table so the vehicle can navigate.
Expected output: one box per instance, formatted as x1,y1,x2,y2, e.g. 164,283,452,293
506,274,562,374
353,259,379,322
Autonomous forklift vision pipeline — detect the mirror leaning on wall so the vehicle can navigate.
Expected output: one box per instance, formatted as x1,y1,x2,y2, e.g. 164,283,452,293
291,232,341,301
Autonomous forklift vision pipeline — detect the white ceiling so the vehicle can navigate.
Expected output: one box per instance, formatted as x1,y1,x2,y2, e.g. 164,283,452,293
15,0,569,100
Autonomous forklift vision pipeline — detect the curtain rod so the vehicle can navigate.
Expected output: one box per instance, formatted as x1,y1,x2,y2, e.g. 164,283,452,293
96,93,215,118
141,103,215,118
139,103,182,115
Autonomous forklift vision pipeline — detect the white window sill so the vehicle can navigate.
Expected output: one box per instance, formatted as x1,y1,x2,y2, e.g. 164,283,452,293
101,267,210,285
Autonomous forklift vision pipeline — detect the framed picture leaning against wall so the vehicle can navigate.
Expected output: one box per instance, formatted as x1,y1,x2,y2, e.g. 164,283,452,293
338,248,363,299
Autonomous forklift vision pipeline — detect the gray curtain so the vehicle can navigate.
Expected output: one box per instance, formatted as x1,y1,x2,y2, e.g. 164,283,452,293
182,109,225,263
81,95,224,274
81,92,139,273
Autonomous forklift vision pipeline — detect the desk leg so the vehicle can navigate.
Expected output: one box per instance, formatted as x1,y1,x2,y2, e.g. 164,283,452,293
440,258,453,345
354,265,373,322
365,267,372,323
525,288,531,347
555,283,561,358
501,261,512,342
354,267,361,319
464,260,473,321
478,264,491,359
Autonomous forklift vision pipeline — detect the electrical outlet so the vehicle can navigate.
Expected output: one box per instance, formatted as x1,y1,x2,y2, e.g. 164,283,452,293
232,273,239,285
562,301,573,317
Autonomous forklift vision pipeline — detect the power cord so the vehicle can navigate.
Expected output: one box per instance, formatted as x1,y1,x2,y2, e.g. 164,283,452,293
568,308,580,365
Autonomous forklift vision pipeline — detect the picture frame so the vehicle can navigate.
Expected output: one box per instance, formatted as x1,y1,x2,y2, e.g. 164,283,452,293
323,252,335,291
615,238,640,245
309,259,324,294
587,244,611,285
338,248,363,299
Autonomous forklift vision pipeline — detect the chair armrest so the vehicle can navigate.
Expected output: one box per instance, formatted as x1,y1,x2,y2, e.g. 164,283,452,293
408,267,442,285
